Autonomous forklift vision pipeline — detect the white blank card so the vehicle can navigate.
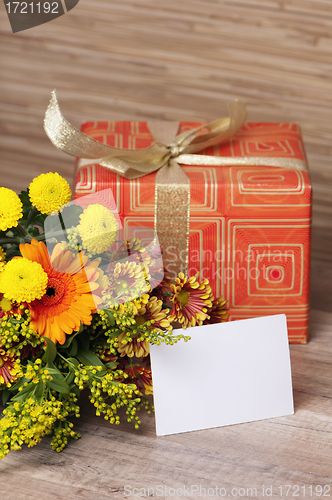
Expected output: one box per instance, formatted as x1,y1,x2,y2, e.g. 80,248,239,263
150,314,294,436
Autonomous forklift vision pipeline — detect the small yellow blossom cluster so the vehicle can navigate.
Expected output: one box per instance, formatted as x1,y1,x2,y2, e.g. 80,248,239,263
50,394,81,453
66,227,83,252
0,354,82,458
0,313,43,353
0,397,62,460
97,306,190,360
74,364,141,428
19,358,53,385
0,391,81,459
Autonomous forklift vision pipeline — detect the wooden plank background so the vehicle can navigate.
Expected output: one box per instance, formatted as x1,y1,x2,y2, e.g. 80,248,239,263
0,0,331,497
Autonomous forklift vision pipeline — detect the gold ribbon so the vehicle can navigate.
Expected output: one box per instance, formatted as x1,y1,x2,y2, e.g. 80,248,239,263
44,91,308,275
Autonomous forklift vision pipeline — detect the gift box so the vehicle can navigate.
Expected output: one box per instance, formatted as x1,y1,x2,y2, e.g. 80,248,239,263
72,118,311,344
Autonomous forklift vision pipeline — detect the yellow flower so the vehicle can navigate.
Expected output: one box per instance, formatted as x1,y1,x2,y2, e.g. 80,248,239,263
0,348,20,386
117,331,150,358
134,295,172,331
169,272,212,328
77,204,118,254
0,188,23,232
204,296,228,325
0,246,6,273
117,296,172,359
29,173,71,214
0,258,48,303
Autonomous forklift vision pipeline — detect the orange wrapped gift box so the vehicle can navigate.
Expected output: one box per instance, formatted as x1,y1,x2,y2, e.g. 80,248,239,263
74,120,311,344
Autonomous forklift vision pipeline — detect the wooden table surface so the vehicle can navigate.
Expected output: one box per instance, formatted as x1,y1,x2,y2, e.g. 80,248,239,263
0,1,331,497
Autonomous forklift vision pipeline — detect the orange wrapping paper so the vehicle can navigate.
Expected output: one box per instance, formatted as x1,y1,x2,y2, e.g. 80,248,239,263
74,121,311,343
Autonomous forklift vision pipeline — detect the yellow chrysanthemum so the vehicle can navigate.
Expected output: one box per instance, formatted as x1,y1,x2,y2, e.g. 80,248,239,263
0,188,23,232
0,246,6,273
0,258,48,303
28,173,71,214
77,204,118,254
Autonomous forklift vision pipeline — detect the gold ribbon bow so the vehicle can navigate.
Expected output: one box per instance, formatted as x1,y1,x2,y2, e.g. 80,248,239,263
44,91,308,274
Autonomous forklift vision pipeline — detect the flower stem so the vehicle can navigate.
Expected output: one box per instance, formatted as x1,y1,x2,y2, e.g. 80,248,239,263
14,223,32,241
0,237,21,245
25,207,37,228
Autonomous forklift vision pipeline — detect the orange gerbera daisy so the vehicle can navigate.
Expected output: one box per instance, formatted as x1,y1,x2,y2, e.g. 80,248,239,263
20,240,101,345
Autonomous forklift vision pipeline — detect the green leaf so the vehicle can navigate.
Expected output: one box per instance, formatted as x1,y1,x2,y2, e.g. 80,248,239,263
104,361,118,369
44,212,63,233
61,327,82,349
64,370,75,385
47,379,70,394
1,389,11,405
61,204,83,227
76,348,105,369
68,338,78,357
11,382,35,402
34,379,45,400
19,189,30,204
48,368,66,383
107,328,123,339
27,226,40,237
71,385,81,397
46,367,64,376
66,357,80,368
19,190,32,214
9,377,28,392
104,309,116,326
42,337,57,365
34,213,48,226
78,330,90,352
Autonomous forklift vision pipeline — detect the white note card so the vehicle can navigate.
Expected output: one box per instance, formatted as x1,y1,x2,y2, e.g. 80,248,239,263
150,314,294,436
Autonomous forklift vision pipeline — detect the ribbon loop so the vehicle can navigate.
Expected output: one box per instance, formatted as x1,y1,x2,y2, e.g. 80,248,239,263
44,90,248,178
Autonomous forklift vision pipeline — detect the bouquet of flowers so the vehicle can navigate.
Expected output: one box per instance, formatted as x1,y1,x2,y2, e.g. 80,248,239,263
0,172,227,460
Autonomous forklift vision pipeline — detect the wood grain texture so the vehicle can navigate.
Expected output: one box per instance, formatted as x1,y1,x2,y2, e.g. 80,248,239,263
0,0,331,496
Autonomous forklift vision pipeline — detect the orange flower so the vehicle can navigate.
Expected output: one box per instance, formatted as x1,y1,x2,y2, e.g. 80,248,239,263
20,240,101,345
